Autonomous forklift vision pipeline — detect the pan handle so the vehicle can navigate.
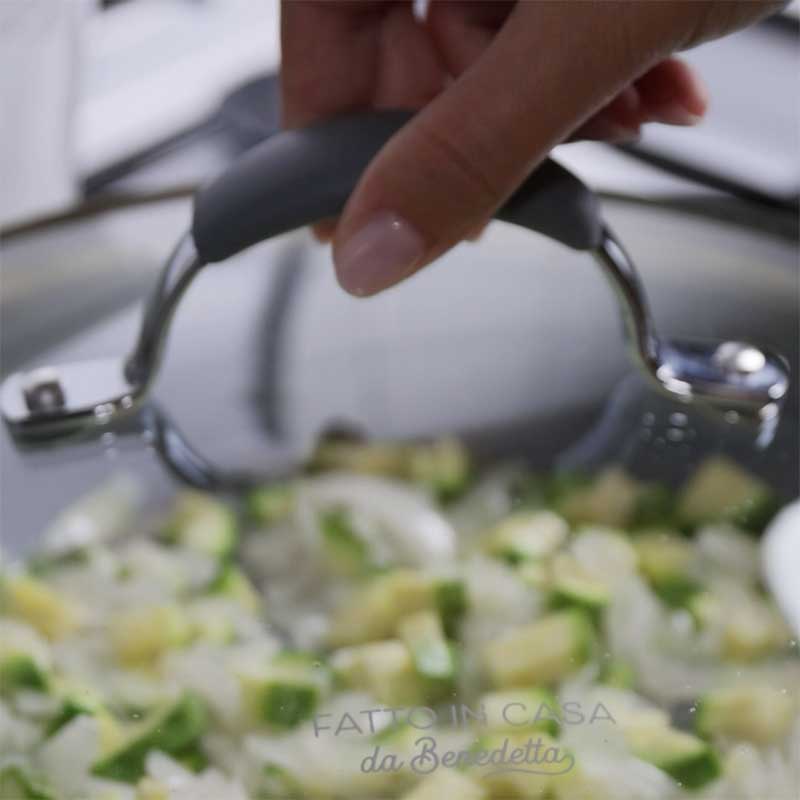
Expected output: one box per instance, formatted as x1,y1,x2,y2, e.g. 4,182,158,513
192,110,603,263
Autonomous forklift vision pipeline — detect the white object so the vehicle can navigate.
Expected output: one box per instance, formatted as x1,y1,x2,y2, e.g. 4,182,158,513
0,0,85,226
762,499,800,636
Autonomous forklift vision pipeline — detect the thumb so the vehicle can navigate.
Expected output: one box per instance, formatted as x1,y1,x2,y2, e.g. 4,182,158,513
330,2,689,297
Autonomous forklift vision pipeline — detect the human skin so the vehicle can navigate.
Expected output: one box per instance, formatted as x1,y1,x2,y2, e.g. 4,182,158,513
280,1,784,296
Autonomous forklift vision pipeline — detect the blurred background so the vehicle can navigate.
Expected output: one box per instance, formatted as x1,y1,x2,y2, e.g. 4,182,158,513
1,0,798,544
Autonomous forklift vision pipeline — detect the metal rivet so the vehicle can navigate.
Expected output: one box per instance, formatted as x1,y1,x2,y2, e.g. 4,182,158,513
21,368,66,413
714,342,767,375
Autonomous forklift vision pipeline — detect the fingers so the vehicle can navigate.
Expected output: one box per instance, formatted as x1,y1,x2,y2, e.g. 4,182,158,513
280,1,381,127
281,0,448,243
634,57,708,124
331,1,673,296
281,0,446,127
572,57,708,142
426,0,514,74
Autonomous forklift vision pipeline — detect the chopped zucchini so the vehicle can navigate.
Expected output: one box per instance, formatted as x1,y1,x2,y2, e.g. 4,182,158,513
0,765,53,800
331,640,425,706
686,591,721,629
247,483,293,525
111,604,192,666
327,570,435,646
136,777,170,800
0,654,48,694
623,719,720,789
516,560,550,590
479,687,561,736
631,483,676,529
556,467,641,528
309,437,470,500
310,439,408,476
547,553,610,623
634,532,701,608
259,762,305,799
721,600,791,661
44,695,97,737
92,691,208,783
471,730,571,798
696,686,796,745
406,437,471,500
3,575,77,640
358,640,426,706
598,659,636,690
208,563,260,612
678,457,778,532
163,491,237,559
239,652,331,729
398,610,457,701
434,578,468,638
484,511,569,565
484,610,594,688
319,507,370,575
402,770,487,800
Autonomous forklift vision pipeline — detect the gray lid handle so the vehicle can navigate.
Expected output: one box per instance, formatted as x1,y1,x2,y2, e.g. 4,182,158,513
192,110,603,263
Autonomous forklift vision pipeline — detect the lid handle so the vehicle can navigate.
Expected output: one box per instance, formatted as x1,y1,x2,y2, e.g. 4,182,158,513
192,110,603,263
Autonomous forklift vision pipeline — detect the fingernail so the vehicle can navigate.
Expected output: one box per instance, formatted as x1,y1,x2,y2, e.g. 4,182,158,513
335,212,425,296
652,103,702,126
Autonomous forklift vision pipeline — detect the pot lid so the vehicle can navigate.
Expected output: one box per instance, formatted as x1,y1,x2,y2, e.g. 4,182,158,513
1,191,797,556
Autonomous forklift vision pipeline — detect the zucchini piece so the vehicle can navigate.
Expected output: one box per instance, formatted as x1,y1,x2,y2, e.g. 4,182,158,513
358,640,426,706
398,610,457,701
247,483,293,525
547,554,610,624
44,696,96,737
634,532,701,608
92,691,207,783
471,730,571,798
331,640,425,706
721,600,791,661
309,437,471,500
44,682,116,743
678,457,778,532
598,659,636,690
406,437,471,501
516,561,550,590
208,564,260,612
0,766,53,800
484,511,569,565
3,575,77,640
309,439,408,476
240,652,331,729
0,654,48,694
259,762,305,799
695,686,796,745
632,483,676,529
163,491,237,559
686,591,721,630
174,743,209,773
555,467,641,528
623,720,720,789
434,578,468,639
402,770,487,800
479,688,561,736
484,610,594,688
319,507,370,575
110,604,192,667
327,570,436,646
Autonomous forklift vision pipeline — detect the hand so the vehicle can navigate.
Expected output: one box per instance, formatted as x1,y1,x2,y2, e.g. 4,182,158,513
281,0,781,296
